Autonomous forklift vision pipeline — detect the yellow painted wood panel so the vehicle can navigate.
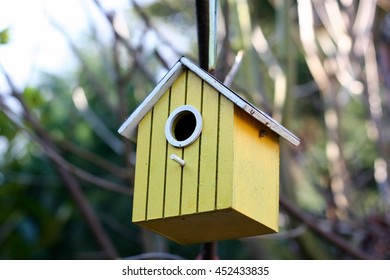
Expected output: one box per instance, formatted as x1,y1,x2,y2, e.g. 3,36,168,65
216,95,234,209
136,207,275,244
198,81,219,212
232,107,279,230
132,112,152,222
181,71,202,215
147,91,170,220
164,72,186,217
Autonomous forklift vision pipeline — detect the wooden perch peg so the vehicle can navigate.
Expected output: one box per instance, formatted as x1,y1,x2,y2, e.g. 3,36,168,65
170,154,186,166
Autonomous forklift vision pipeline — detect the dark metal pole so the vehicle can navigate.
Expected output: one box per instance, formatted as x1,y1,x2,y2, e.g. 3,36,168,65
195,0,219,260
195,0,210,71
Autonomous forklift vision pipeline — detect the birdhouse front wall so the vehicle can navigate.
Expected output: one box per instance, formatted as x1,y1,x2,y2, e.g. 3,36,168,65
132,69,235,223
131,68,280,243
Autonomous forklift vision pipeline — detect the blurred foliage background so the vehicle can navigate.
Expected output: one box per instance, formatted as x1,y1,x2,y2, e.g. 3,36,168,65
1,0,390,259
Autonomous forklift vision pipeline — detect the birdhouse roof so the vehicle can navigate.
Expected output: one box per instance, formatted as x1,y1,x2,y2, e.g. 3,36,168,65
118,57,300,146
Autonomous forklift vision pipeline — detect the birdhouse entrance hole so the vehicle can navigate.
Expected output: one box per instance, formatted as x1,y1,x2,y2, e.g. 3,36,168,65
175,113,196,141
165,105,203,148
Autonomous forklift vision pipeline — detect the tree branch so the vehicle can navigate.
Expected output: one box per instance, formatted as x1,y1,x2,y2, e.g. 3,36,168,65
124,252,185,260
0,99,120,259
0,66,126,258
280,196,374,259
92,0,156,84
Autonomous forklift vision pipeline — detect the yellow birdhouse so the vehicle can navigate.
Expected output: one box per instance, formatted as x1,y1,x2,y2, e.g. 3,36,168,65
118,57,300,244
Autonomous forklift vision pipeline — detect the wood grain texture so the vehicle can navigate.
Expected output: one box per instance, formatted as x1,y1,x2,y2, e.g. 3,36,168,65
147,92,170,220
164,72,186,218
216,95,234,209
181,71,202,215
198,80,219,212
132,112,152,222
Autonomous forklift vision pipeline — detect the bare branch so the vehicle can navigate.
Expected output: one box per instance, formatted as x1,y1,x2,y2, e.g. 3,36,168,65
124,252,185,260
92,0,156,84
1,98,131,195
223,50,244,86
280,196,375,259
72,87,124,154
0,93,119,259
131,0,186,57
56,139,133,179
47,15,117,114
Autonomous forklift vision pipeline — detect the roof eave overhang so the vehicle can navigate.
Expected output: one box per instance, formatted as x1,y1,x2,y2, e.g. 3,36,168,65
118,59,184,142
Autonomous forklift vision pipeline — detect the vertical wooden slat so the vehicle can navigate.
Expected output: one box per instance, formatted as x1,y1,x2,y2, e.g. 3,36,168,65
198,81,219,212
147,92,170,220
216,95,234,209
164,72,187,217
181,71,202,215
132,112,152,222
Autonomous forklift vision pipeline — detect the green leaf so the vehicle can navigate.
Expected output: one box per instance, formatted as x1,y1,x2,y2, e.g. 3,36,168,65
0,28,10,44
0,111,18,140
23,87,45,108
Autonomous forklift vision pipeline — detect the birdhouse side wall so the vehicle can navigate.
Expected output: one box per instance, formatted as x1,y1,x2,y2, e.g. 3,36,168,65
232,106,280,232
132,70,235,224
